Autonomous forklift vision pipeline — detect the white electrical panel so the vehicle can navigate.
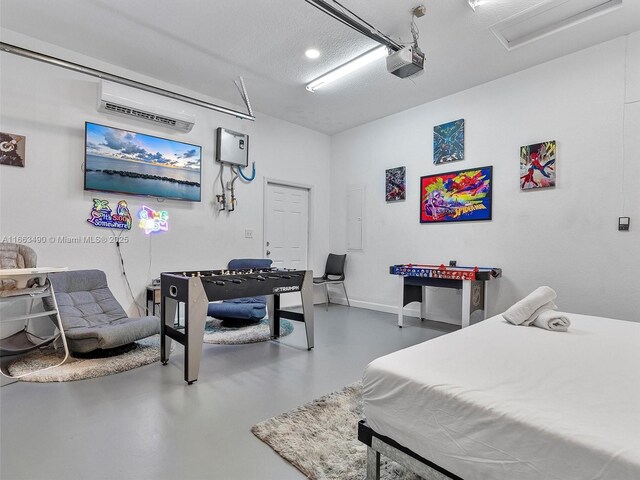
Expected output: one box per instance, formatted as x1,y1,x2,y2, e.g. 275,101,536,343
216,127,249,167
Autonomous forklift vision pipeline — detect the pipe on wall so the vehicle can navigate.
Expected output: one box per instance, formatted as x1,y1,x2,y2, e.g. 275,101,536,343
0,42,255,122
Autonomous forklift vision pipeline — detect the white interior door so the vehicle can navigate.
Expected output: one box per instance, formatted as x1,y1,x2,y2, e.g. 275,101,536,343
264,182,309,269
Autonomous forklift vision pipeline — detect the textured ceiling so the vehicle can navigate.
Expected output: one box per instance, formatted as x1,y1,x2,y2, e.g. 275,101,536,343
1,0,640,134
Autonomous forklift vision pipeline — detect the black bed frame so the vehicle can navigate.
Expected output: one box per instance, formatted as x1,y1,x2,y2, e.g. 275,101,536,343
358,420,463,480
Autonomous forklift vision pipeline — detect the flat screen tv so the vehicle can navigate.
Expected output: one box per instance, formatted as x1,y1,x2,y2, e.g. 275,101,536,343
84,122,202,202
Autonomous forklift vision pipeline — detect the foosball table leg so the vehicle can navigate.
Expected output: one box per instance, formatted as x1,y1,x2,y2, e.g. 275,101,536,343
267,295,276,338
483,281,489,320
184,277,208,385
461,281,471,328
421,286,427,321
397,276,405,328
301,270,314,349
161,296,177,365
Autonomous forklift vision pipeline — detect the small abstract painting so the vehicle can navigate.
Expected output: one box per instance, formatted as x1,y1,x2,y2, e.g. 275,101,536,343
433,119,464,165
0,132,26,167
385,166,406,202
520,140,556,190
420,166,492,223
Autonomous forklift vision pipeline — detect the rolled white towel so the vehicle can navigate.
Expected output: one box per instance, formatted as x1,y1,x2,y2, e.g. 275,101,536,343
503,286,557,325
521,301,557,326
532,310,571,331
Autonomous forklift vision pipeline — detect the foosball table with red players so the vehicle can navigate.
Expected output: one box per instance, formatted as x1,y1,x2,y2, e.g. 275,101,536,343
389,263,502,328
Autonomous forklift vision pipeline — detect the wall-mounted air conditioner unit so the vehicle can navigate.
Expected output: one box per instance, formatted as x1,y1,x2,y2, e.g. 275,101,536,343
97,80,196,133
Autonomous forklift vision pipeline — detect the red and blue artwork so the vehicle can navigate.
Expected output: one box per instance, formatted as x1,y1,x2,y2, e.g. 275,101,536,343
520,141,556,190
420,166,492,223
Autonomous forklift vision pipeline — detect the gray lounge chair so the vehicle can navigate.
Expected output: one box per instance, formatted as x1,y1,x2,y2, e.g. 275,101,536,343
44,269,159,354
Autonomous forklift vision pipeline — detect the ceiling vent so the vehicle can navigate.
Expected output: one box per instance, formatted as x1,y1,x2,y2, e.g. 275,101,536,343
490,0,623,50
97,80,196,132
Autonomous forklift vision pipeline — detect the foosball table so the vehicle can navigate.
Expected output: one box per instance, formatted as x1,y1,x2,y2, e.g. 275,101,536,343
160,268,314,384
389,263,502,328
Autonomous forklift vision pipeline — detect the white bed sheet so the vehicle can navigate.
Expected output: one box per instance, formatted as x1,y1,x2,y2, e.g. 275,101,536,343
363,314,640,480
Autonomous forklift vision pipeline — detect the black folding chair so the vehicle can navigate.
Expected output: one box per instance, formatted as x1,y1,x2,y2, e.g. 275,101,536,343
313,254,350,310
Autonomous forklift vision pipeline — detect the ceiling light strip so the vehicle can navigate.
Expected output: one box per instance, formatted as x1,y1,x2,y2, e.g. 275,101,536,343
490,0,623,50
0,42,255,121
306,46,388,92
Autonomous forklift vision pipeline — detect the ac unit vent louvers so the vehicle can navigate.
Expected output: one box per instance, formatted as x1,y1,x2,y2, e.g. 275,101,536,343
97,80,196,132
103,102,181,127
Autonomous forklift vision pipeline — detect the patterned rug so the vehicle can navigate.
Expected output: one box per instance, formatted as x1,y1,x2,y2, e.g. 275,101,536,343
6,319,293,382
6,335,163,383
252,383,445,480
204,317,293,345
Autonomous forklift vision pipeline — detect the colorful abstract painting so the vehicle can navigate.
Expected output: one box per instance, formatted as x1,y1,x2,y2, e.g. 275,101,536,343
433,119,464,165
420,166,492,223
520,140,556,190
385,166,406,202
0,132,26,167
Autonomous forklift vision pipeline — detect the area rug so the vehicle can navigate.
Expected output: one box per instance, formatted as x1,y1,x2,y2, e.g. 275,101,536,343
252,382,446,480
204,317,293,345
7,335,163,383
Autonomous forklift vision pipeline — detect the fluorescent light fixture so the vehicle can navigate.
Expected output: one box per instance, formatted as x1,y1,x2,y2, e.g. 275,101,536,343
306,46,387,92
491,0,623,50
305,49,320,59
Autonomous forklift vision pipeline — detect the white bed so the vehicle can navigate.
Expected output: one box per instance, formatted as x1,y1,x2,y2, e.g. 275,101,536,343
363,313,640,480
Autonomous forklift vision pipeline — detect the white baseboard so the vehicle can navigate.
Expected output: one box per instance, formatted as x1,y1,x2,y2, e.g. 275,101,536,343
316,296,461,326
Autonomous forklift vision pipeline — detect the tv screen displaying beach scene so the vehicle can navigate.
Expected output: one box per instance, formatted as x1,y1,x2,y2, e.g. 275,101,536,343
84,122,202,202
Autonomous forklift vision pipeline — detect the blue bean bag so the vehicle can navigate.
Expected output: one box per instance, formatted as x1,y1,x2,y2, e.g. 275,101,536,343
207,259,272,325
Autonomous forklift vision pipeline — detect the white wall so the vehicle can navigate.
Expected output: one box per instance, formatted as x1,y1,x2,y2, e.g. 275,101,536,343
0,31,331,314
2,31,638,324
330,35,640,322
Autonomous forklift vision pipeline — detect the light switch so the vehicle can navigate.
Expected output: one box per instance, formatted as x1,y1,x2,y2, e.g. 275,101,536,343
618,217,630,231
245,229,254,239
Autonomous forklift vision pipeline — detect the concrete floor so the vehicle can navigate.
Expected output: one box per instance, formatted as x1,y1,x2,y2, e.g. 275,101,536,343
0,305,457,480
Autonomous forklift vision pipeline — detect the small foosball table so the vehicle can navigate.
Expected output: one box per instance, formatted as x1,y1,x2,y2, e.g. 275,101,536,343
389,263,502,328
160,268,314,384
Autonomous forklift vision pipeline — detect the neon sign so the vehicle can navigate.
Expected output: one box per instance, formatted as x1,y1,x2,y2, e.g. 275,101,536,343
87,199,132,230
138,206,169,234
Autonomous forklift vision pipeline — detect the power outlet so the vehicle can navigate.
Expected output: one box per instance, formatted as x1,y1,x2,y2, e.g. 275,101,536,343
244,229,254,239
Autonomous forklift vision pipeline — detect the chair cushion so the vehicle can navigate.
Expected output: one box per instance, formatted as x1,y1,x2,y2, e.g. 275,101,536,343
46,270,160,353
61,316,160,353
228,259,272,270
0,243,37,269
0,243,38,290
205,259,271,323
313,278,343,284
207,298,266,320
49,270,128,328
225,296,267,305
